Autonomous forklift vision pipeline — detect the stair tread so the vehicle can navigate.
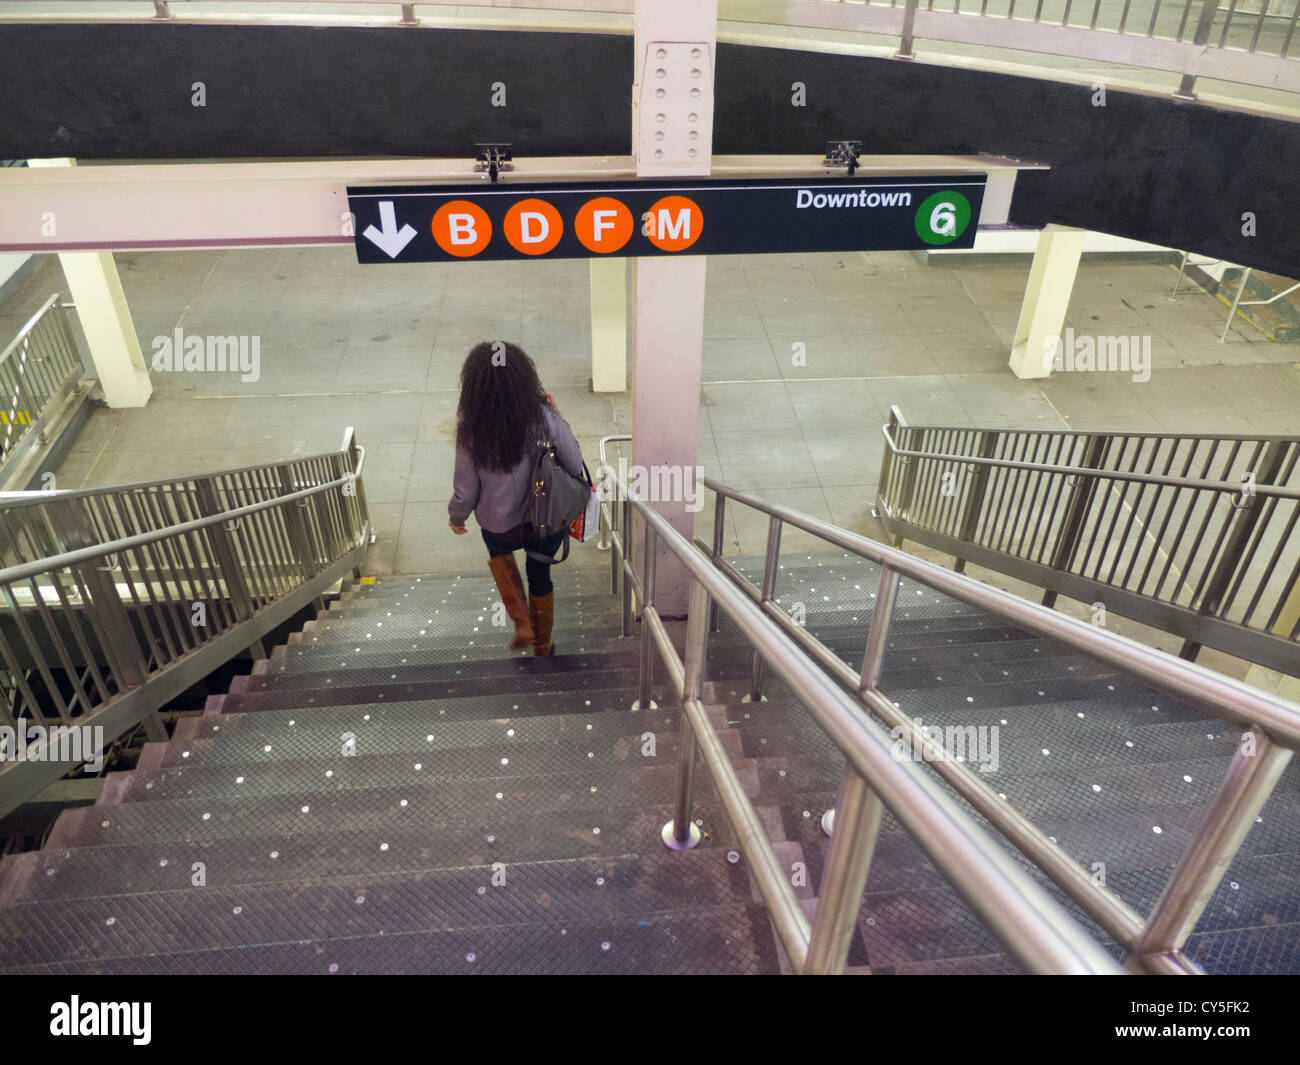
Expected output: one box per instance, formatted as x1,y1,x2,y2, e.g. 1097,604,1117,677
0,903,783,975
41,767,744,850
2,823,804,905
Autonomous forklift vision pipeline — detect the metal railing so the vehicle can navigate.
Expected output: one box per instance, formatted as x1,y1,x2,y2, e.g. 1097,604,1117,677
0,294,85,481
0,429,371,816
783,0,1300,99
1220,267,1300,341
7,0,1297,103
876,407,1300,676
688,478,1298,972
603,458,1128,973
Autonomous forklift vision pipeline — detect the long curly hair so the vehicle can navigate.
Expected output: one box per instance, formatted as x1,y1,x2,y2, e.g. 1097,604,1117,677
455,341,548,472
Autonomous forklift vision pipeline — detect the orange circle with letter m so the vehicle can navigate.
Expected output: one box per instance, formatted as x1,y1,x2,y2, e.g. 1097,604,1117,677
643,195,703,252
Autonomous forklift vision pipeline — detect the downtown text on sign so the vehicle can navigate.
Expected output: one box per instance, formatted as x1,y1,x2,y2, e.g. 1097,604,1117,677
346,176,987,264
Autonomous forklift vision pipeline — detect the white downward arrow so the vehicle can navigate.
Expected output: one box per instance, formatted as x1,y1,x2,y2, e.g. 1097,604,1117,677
361,201,417,258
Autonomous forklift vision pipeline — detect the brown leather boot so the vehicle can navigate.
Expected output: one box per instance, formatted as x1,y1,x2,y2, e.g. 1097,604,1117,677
529,591,554,657
487,554,533,650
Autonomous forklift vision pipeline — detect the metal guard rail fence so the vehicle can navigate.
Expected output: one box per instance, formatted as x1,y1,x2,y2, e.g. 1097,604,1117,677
12,0,1298,101
598,434,1300,973
0,429,371,817
0,294,84,480
602,461,1122,973
875,407,1300,677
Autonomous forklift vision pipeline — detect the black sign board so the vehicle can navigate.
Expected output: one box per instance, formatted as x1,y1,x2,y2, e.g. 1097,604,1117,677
346,175,986,264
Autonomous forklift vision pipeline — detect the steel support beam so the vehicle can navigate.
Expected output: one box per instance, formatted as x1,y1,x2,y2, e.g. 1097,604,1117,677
0,155,1034,253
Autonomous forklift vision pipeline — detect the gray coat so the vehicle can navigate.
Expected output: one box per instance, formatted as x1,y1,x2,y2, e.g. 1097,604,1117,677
448,404,584,534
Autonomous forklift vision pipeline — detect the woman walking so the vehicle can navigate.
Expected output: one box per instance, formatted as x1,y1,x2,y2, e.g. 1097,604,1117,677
447,341,585,656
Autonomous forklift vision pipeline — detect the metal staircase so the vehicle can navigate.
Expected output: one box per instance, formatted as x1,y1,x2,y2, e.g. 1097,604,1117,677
0,446,1297,974
0,431,370,815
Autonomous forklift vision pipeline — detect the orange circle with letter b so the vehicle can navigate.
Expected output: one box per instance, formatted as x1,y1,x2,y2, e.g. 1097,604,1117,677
432,200,492,257
574,197,634,254
503,198,563,256
643,195,703,252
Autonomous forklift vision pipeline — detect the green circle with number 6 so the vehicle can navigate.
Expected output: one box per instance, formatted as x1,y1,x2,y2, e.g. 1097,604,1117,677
915,192,972,246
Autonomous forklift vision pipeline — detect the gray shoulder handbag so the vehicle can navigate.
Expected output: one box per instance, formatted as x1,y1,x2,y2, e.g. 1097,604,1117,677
521,434,592,565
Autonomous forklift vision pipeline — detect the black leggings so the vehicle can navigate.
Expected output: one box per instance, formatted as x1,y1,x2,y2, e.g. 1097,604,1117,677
481,527,566,597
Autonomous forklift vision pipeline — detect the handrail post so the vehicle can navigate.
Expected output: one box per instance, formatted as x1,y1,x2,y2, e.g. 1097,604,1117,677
662,577,711,851
895,0,919,60
634,526,657,712
342,428,369,524
1132,726,1292,967
607,493,619,593
893,440,920,549
620,498,633,638
953,430,998,575
340,428,369,580
859,563,900,696
76,563,166,740
1042,433,1109,607
195,481,267,659
875,406,905,538
804,771,885,973
708,491,726,634
746,515,782,703
1173,0,1222,101
1180,440,1287,660
823,562,900,838
276,466,320,582
1220,268,1252,343
278,464,327,613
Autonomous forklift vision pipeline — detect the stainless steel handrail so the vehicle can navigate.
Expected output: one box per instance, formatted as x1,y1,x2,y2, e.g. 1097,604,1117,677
0,471,348,585
1221,267,1300,343
605,466,1123,974
597,433,631,564
0,441,367,508
692,476,1298,973
881,422,1300,501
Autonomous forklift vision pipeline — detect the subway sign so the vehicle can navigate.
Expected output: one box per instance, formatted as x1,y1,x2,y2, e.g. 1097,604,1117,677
346,176,986,264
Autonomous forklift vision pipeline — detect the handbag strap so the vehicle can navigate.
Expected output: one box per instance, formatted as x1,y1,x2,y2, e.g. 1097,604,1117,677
525,533,569,566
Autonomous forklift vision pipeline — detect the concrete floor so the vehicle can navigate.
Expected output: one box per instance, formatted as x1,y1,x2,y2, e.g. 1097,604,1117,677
2,247,1298,581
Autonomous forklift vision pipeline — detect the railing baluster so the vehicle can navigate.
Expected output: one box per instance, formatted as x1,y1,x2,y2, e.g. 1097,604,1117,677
708,490,726,633
1282,5,1298,55
634,524,657,712
0,580,73,723
0,622,47,728
1175,0,1223,99
1147,0,1165,35
620,494,633,638
747,515,783,703
1217,0,1243,47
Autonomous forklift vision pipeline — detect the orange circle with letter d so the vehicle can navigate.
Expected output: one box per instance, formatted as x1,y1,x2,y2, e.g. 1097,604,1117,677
643,195,703,252
503,198,563,256
574,197,634,254
432,200,492,257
